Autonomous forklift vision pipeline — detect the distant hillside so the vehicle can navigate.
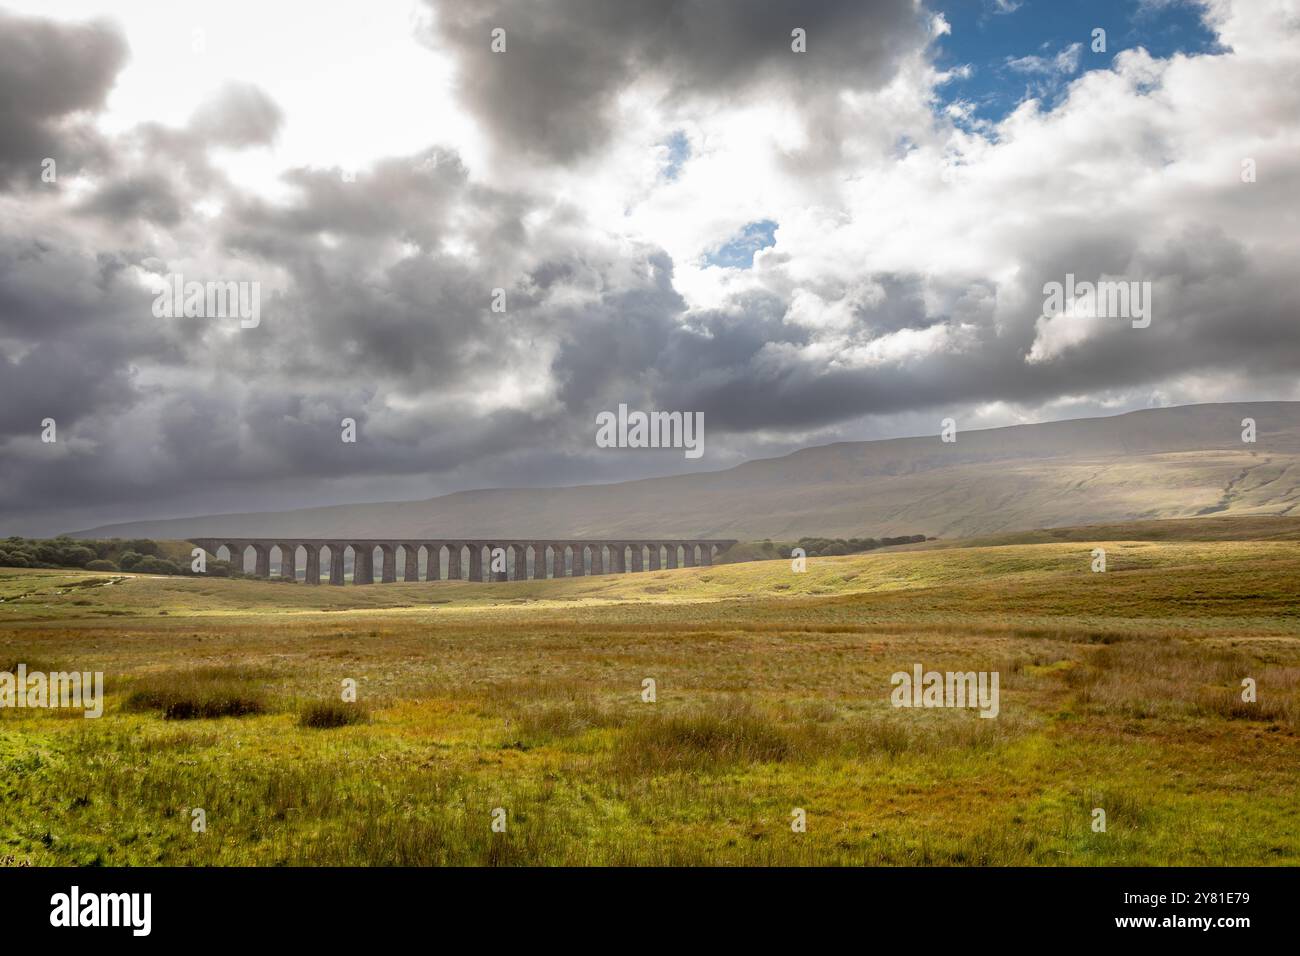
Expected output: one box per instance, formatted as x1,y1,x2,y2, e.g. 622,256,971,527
71,402,1300,541
912,515,1300,550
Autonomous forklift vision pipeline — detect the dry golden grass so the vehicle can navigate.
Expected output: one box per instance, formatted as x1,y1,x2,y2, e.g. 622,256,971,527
0,533,1297,865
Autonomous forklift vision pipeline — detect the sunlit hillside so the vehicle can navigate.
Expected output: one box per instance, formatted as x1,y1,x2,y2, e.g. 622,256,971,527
71,402,1300,542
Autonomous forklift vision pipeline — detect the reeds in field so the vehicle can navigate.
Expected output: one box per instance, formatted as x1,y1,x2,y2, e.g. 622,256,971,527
298,700,368,728
1066,637,1298,728
121,665,272,720
609,695,1030,777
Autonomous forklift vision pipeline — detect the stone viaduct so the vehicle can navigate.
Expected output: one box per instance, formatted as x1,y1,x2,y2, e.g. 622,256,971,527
187,538,738,585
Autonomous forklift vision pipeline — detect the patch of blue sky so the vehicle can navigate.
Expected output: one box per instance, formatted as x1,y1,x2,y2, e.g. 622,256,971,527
661,130,690,181
705,219,778,269
930,0,1223,126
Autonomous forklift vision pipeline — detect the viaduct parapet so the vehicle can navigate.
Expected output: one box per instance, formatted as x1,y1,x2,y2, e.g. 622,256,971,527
187,538,737,585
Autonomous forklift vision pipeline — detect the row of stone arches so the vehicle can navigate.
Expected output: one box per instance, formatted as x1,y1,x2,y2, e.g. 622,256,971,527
204,540,728,584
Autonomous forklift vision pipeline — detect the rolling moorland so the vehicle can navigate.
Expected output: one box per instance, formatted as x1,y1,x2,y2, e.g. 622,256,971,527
1,517,1297,866
69,402,1300,542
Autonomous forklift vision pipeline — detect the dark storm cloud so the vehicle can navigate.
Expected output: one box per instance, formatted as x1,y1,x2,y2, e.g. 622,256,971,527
0,235,169,438
0,10,127,189
77,173,185,225
232,148,473,246
426,0,926,161
548,249,686,408
1022,226,1300,386
219,146,537,384
2,4,1298,536
0,120,693,532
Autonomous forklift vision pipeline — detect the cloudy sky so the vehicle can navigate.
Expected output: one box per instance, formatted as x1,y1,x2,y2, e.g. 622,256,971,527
1,0,1297,536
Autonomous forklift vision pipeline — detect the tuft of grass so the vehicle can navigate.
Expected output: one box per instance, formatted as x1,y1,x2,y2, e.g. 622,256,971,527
1195,685,1294,725
511,698,623,744
1068,639,1298,729
613,698,792,774
122,666,269,720
0,657,66,675
612,696,1030,776
298,700,368,729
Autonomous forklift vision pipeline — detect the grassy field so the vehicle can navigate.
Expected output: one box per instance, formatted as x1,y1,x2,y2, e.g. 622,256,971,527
1,531,1298,866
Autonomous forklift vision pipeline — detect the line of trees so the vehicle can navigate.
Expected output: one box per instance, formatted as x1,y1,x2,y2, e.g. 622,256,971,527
773,535,930,558
0,536,197,575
